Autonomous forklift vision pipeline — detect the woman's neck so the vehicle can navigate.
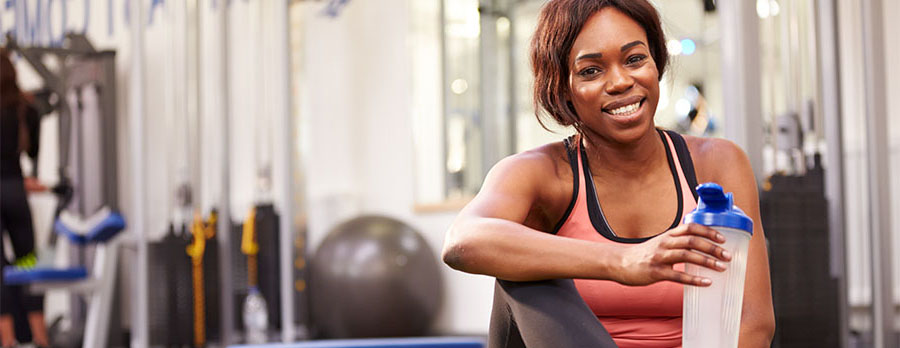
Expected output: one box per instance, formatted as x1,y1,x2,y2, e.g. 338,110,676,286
580,128,667,180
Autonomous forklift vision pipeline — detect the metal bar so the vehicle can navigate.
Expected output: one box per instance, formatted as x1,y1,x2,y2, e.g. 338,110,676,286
101,53,119,211
187,0,202,212
506,7,517,153
859,0,895,346
815,0,849,346
128,0,148,347
271,0,297,342
218,2,236,344
479,0,500,179
718,0,764,182
439,0,449,198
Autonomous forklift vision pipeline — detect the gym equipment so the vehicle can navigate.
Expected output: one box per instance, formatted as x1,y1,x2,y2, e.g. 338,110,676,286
228,337,484,348
310,215,443,339
5,34,122,344
761,155,840,348
148,224,194,346
233,203,287,336
242,206,270,343
188,210,219,347
2,208,126,348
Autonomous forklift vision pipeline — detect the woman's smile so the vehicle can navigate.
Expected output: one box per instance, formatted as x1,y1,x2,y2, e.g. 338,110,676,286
602,95,647,125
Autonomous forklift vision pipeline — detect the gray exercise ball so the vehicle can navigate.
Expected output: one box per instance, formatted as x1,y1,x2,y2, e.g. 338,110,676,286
310,215,443,338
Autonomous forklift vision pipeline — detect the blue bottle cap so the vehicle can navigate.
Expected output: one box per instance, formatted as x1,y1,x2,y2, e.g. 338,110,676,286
683,183,753,234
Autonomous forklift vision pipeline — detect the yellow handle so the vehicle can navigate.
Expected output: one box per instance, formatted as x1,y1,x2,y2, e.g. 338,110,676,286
241,207,259,255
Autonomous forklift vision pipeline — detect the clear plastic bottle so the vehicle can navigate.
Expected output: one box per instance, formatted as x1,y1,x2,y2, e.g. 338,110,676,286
682,183,754,348
243,286,269,344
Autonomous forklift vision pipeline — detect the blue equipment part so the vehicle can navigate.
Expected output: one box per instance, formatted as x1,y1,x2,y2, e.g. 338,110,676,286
54,208,127,245
3,267,88,285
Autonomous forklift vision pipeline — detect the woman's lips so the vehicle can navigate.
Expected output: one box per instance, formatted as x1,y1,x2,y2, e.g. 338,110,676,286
603,98,646,124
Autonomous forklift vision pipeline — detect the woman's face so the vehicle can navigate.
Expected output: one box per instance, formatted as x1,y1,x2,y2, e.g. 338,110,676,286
567,7,660,144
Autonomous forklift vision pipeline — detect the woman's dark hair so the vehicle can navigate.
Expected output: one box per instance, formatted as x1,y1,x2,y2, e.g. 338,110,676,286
1,48,23,108
530,0,668,130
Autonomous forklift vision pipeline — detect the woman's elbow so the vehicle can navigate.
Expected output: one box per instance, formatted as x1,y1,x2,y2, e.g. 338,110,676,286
441,224,478,272
441,242,466,271
742,314,776,346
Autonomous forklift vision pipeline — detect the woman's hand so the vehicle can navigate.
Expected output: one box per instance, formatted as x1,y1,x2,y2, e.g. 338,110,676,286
614,223,732,287
24,176,47,193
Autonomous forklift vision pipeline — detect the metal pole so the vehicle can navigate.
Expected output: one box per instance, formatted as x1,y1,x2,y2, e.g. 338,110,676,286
859,0,894,346
815,0,849,346
718,0,764,182
129,0,148,347
218,1,236,344
479,0,501,179
439,0,450,198
270,0,297,342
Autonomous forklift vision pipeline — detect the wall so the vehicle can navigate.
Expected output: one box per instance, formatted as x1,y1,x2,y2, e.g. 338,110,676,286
297,0,495,335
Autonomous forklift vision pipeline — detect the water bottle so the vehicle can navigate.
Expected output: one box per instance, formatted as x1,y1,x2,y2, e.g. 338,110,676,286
243,286,269,344
682,183,754,348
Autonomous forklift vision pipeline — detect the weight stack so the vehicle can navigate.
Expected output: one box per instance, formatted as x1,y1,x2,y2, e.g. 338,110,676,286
148,225,194,347
761,156,840,348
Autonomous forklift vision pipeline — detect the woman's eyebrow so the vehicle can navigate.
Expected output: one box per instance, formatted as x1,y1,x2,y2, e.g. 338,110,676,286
621,40,646,52
575,40,646,63
575,52,603,62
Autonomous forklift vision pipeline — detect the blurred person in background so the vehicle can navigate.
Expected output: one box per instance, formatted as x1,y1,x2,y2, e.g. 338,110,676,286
0,47,50,348
441,0,774,347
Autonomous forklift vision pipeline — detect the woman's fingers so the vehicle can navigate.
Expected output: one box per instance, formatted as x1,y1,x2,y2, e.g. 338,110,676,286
665,235,732,261
671,223,725,244
660,249,727,271
655,267,711,287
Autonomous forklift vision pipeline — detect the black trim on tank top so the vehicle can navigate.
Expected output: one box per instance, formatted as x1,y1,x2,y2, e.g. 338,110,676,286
550,136,580,235
664,129,700,201
580,129,683,243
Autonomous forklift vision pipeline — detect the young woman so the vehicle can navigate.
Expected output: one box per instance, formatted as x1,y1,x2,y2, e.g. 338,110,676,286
1,48,50,348
441,1,775,347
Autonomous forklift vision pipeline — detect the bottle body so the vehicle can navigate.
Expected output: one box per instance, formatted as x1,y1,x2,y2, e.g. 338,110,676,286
682,226,751,348
243,289,269,344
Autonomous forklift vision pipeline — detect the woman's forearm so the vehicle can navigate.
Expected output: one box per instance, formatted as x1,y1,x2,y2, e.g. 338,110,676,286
442,217,621,282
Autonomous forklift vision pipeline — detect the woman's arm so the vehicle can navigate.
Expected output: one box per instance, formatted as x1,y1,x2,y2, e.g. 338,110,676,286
694,138,776,347
443,148,731,286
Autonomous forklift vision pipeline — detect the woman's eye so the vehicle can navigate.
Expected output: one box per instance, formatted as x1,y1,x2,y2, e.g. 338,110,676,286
579,67,601,76
627,55,647,65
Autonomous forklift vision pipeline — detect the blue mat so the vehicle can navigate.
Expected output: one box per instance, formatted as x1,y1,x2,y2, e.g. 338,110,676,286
3,266,89,285
229,337,485,348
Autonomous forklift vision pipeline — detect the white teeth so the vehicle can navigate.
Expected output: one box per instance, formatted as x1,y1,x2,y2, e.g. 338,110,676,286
609,101,641,116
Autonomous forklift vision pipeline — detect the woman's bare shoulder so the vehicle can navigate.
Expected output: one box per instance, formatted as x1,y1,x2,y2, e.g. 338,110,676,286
683,134,751,183
483,140,573,201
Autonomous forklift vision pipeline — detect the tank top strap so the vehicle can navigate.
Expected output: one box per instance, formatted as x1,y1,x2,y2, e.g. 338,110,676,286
552,135,587,234
659,129,699,211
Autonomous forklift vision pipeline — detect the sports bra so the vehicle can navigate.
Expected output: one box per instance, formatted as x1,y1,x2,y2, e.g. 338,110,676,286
553,129,699,348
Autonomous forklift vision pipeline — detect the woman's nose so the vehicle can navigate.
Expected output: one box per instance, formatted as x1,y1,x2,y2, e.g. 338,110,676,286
604,66,634,95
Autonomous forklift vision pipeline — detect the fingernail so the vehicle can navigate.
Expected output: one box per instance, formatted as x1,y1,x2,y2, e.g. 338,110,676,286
716,261,728,270
701,278,712,285
718,234,726,242
722,250,732,260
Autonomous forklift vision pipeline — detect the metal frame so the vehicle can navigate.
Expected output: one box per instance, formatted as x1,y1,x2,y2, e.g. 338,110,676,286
271,0,298,342
218,2,236,344
718,0,764,182
815,0,849,346
859,0,895,346
128,1,148,347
